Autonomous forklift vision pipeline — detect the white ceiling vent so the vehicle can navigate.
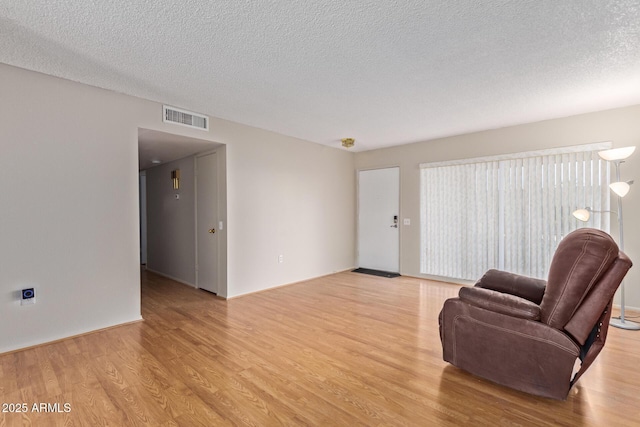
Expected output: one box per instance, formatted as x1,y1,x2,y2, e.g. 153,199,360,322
163,105,209,131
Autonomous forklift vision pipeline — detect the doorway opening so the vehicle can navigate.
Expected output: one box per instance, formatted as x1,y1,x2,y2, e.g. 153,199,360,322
138,128,227,297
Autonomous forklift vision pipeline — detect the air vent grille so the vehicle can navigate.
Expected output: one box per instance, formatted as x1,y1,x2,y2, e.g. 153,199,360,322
163,105,209,131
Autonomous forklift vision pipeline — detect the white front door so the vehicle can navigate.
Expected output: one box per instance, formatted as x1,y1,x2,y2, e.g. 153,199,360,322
196,152,219,293
358,167,400,272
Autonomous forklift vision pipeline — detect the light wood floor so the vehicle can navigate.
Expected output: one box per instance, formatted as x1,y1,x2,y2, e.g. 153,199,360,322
2,270,640,426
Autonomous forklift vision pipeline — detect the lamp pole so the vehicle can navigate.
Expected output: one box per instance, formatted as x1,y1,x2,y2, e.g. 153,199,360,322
610,160,640,330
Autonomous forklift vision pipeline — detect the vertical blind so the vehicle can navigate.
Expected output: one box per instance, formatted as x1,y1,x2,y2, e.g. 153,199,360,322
420,145,610,281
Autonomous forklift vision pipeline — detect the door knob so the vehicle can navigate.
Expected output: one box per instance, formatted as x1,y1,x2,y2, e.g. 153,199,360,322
208,228,216,234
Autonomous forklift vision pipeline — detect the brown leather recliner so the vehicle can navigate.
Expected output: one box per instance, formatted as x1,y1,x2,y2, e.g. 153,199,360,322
438,228,632,400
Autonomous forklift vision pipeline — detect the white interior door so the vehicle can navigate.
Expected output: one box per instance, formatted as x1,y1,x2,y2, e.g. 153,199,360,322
358,167,400,272
196,152,219,293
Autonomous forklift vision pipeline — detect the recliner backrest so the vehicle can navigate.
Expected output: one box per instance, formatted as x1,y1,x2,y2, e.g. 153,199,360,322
564,252,632,344
540,228,619,330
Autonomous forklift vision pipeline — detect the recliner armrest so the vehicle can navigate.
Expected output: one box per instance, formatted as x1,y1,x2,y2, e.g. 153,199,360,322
475,269,546,304
459,286,541,321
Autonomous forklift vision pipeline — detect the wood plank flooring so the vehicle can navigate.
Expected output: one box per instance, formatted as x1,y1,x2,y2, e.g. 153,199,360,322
2,269,640,426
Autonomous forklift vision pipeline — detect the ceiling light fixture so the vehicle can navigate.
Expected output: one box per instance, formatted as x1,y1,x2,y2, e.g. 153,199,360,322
341,138,355,148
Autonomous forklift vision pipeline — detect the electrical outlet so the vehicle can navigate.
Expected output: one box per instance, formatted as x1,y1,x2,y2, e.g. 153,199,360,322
278,254,284,263
403,218,411,225
21,288,36,305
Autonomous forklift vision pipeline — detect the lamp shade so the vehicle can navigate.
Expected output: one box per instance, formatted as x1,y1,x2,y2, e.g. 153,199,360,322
598,146,636,161
610,181,631,197
572,208,591,222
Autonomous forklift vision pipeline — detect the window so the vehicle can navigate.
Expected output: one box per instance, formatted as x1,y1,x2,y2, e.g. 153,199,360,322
420,143,611,281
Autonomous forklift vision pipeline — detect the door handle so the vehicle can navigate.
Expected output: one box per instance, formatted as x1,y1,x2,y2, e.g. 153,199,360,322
208,228,216,234
390,224,398,228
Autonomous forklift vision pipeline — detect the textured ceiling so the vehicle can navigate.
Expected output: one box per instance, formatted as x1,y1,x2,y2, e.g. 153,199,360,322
2,1,640,152
138,129,221,170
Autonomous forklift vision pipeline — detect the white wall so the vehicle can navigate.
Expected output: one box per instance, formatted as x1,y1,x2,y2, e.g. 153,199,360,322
222,125,357,297
146,156,196,285
215,145,229,297
355,105,640,309
0,64,143,353
0,63,356,353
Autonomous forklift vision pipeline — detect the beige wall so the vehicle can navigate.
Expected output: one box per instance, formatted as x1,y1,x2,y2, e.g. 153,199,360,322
221,125,356,297
0,63,356,352
1,64,143,353
355,105,640,309
146,156,197,286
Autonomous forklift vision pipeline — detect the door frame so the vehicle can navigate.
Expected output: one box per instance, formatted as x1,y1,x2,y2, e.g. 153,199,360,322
356,165,401,272
139,171,147,265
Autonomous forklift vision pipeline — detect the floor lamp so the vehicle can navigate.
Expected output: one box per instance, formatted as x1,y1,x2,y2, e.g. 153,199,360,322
574,145,638,330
